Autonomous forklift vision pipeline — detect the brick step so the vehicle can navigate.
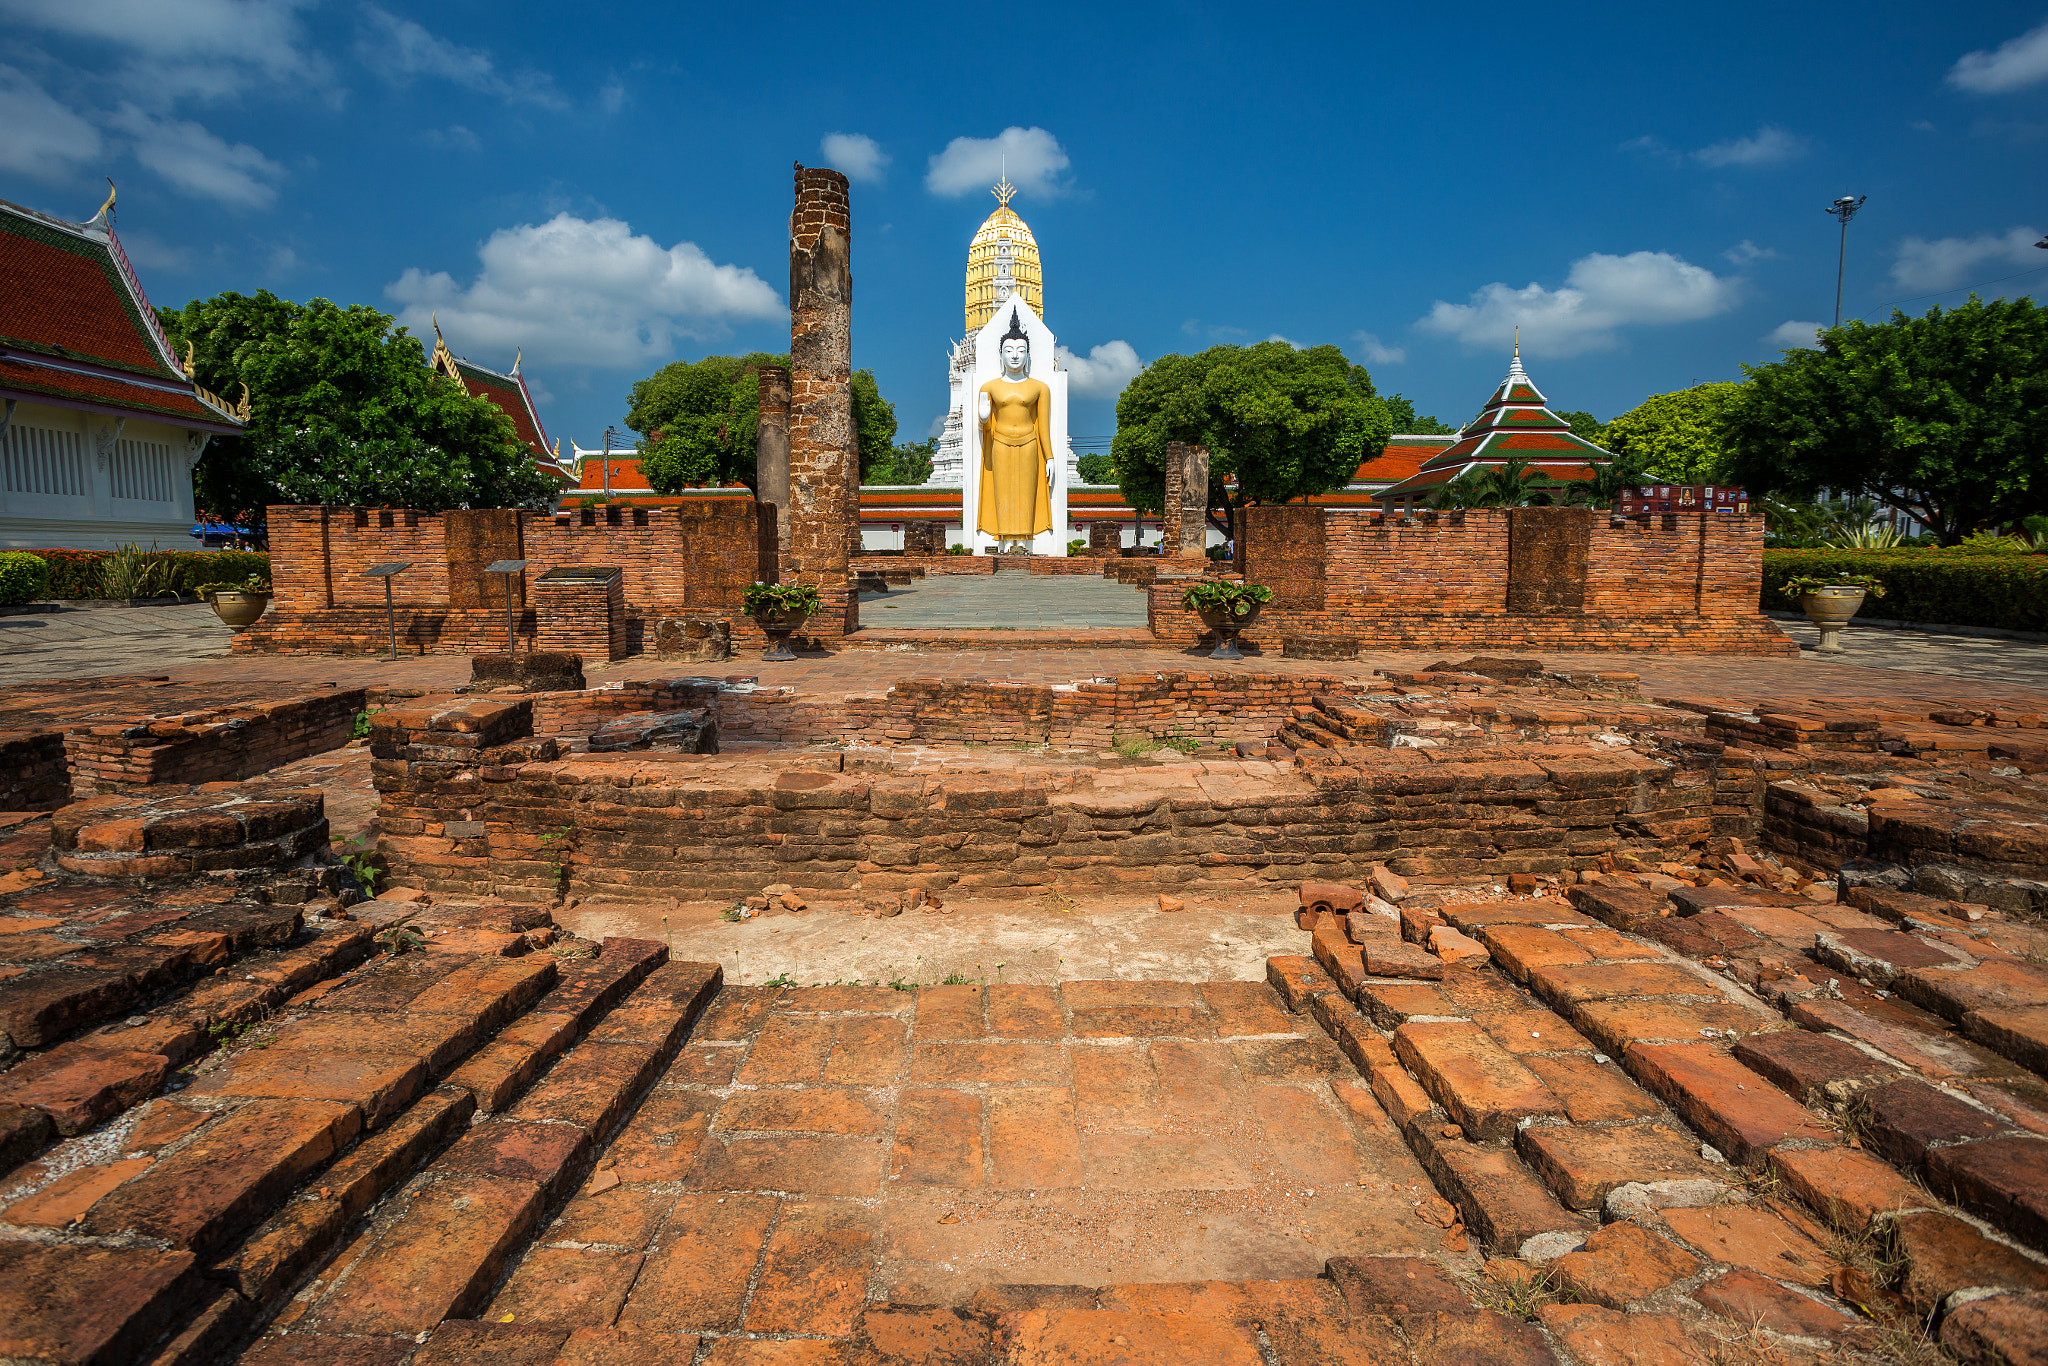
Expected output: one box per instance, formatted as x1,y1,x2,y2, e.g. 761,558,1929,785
1273,889,2008,1355
0,908,689,1366
1567,879,2048,1259
0,845,375,1180
216,950,720,1362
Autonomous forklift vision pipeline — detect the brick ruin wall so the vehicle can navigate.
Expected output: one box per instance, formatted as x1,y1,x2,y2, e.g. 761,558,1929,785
525,671,1350,750
237,501,773,656
1153,505,1793,656
370,698,1742,902
0,688,367,809
850,555,993,576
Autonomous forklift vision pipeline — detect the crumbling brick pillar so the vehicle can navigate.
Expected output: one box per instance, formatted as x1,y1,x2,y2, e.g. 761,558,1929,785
787,164,858,636
756,365,791,559
1161,442,1210,560
904,521,947,556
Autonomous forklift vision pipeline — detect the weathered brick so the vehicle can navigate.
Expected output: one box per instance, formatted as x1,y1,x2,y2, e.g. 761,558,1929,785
1549,1220,1701,1308
1394,1020,1561,1141
1624,1041,1838,1163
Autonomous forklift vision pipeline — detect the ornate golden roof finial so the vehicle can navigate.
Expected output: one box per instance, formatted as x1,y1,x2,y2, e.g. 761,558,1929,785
182,339,196,378
1513,325,1519,362
92,177,116,225
512,347,521,374
992,177,1016,210
431,310,443,341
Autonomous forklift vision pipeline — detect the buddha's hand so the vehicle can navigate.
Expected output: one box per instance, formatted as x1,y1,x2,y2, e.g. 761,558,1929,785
977,392,992,422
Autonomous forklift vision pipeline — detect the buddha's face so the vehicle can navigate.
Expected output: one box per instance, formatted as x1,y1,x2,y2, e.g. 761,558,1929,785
1001,337,1028,376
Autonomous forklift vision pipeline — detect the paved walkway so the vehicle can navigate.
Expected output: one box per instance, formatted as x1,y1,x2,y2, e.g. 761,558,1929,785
859,573,1149,629
0,603,233,684
9,601,2048,709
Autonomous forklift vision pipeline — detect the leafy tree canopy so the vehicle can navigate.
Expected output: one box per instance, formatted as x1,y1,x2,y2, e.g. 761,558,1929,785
864,436,937,486
1722,297,2048,544
1110,341,1393,533
1382,393,1456,435
1076,452,1115,485
627,354,897,492
1604,382,1743,485
161,291,553,525
1554,409,1608,448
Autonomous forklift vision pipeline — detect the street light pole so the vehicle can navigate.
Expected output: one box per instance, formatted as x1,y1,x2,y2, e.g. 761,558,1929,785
1825,195,1866,330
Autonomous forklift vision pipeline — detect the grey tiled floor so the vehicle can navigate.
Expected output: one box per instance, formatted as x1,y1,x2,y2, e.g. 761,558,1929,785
857,572,1151,629
0,603,233,683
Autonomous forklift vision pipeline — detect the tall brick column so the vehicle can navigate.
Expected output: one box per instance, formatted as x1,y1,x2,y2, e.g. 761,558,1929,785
1161,442,1210,560
756,365,791,559
787,164,857,635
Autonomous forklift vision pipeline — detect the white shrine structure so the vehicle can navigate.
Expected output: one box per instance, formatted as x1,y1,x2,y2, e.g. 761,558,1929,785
924,181,1077,555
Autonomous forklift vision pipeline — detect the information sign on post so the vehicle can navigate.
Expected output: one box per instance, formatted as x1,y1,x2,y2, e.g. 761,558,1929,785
360,562,414,661
483,559,528,658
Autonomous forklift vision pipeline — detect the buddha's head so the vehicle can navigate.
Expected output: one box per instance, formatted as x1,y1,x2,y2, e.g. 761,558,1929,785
1000,309,1030,378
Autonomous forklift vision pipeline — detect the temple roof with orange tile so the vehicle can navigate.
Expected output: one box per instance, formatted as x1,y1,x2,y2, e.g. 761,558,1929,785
0,196,244,431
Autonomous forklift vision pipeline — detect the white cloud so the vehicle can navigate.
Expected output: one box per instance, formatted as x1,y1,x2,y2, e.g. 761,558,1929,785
1890,226,2044,291
423,125,481,152
385,213,785,370
1765,320,1822,348
1724,239,1777,265
356,6,564,109
598,78,625,115
0,0,318,82
116,230,192,272
0,65,103,178
1351,331,1406,365
927,413,948,439
926,126,1071,198
1266,334,1302,348
1057,341,1142,399
266,245,298,276
820,132,888,183
107,103,283,209
1694,125,1806,167
1949,19,2048,93
1418,250,1741,357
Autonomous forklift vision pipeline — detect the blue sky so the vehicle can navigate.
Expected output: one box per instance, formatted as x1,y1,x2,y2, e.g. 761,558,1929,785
5,1,2046,456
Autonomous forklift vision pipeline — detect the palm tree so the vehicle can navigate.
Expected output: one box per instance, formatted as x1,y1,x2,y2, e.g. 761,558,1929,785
1427,457,1540,510
1565,453,1652,511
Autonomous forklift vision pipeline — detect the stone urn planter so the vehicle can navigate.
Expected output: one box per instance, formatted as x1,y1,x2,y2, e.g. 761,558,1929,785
1799,586,1866,654
751,608,810,662
207,590,271,631
1199,602,1261,661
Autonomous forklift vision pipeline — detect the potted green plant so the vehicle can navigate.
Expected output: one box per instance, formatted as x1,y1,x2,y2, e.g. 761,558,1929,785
1181,581,1273,660
743,581,822,661
1782,573,1885,654
193,572,274,631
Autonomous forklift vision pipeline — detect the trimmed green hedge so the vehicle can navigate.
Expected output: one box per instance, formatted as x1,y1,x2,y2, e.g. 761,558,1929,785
11,550,270,600
1763,549,2048,632
0,552,50,605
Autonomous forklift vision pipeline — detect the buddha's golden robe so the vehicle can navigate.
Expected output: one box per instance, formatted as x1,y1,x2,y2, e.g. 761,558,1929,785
977,376,1053,538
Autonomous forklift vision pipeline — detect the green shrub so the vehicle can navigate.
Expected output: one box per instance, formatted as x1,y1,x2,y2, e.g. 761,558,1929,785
7,549,269,598
1763,549,2048,632
0,551,50,605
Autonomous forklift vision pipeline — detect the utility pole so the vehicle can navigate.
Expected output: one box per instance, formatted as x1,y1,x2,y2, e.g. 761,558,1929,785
602,425,616,498
1825,195,1866,329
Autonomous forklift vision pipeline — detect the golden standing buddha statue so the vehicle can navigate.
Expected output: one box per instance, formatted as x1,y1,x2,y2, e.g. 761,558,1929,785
976,308,1052,546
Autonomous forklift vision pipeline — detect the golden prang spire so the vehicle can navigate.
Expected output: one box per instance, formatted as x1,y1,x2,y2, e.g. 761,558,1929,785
992,177,1017,209
963,179,1043,332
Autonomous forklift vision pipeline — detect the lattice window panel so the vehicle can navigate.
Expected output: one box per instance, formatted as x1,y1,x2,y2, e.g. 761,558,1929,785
2,424,89,499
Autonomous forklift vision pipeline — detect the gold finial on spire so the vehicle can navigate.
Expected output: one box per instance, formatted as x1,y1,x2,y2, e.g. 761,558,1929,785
512,347,521,374
992,177,1016,210
1513,325,1519,362
431,311,443,340
91,178,116,226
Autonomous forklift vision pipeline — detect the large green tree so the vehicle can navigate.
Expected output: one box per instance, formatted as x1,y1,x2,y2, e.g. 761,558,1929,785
1382,394,1456,435
865,436,936,486
1555,410,1608,447
161,291,554,528
1110,341,1394,535
1722,297,2048,543
627,354,896,492
1603,382,1742,484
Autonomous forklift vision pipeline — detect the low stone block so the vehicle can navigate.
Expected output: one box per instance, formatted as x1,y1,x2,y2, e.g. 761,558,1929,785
1394,1020,1561,1142
0,1044,167,1135
1538,1304,1706,1366
1891,1209,2048,1317
1409,1127,1593,1255
1324,1255,1472,1315
1548,1220,1701,1309
1768,1146,1928,1230
1924,1135,2048,1249
1660,1203,1835,1288
1732,1028,1900,1104
1940,1291,2048,1366
1624,1041,1838,1163
1691,1269,1871,1346
1859,1078,2010,1170
1363,940,1446,982
1517,1123,1718,1212
0,1241,196,1366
